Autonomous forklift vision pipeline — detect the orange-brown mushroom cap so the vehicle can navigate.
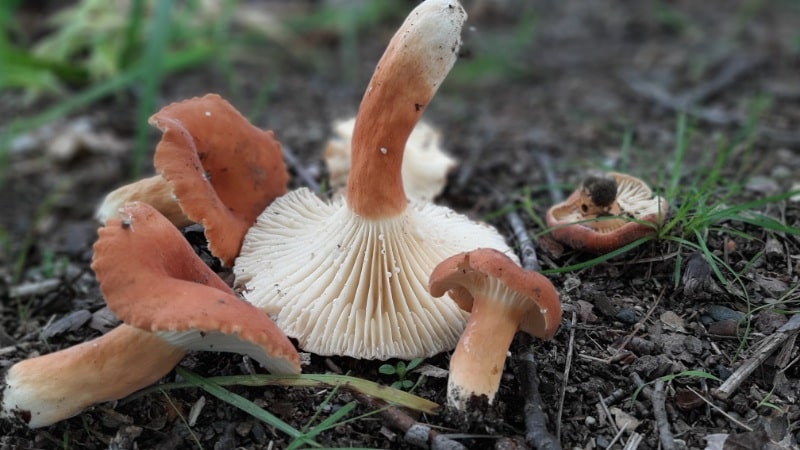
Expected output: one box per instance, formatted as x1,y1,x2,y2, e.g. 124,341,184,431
429,248,561,410
91,201,300,375
149,94,288,266
545,172,668,254
97,94,288,266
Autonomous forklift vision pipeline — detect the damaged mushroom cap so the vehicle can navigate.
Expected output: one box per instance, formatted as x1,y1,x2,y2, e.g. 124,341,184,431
235,0,515,360
324,117,457,201
546,172,668,253
96,94,288,266
428,248,562,410
92,201,301,375
1,325,185,428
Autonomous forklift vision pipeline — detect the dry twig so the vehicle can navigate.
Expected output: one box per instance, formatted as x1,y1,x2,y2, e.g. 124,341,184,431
281,144,320,192
714,313,800,399
514,349,561,450
651,379,675,450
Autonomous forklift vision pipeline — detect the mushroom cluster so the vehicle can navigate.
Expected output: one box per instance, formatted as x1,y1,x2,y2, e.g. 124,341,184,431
234,0,516,360
546,172,669,253
2,202,300,428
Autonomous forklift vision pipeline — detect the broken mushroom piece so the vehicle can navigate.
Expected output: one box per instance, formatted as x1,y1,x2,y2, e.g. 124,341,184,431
235,0,514,360
428,248,562,410
1,202,301,429
324,117,457,202
546,172,668,253
1,325,185,428
96,94,288,266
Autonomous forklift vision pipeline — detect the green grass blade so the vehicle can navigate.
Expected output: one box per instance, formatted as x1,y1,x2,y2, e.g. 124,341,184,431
140,372,439,414
175,367,320,447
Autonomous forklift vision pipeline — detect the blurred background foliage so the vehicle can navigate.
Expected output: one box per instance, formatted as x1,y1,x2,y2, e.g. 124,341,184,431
0,0,536,181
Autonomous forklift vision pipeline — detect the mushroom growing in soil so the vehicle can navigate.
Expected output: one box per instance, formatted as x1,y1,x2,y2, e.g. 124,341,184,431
428,248,562,410
234,0,514,360
96,94,288,266
1,202,300,429
546,172,669,253
324,117,456,202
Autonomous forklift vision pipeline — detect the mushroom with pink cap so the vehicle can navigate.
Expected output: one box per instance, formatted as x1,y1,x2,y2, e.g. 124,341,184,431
234,0,514,360
428,248,562,410
96,94,288,266
546,172,668,253
1,202,300,428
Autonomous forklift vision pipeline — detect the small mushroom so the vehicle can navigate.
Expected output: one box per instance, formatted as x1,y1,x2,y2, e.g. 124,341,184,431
323,117,456,202
235,0,514,360
546,172,668,253
0,202,301,429
428,248,562,410
96,94,288,266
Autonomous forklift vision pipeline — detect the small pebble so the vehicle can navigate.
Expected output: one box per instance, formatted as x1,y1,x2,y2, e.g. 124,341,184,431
584,416,596,426
717,365,733,381
706,305,744,323
615,308,638,325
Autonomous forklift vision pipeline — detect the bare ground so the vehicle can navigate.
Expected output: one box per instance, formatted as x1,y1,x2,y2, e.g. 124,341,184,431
1,1,799,449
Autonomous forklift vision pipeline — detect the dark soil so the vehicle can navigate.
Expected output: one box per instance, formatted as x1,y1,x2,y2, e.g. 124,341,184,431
2,1,799,449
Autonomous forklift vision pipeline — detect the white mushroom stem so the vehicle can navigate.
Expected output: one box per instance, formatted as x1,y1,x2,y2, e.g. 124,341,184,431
1,325,185,428
346,0,465,219
447,289,523,410
96,175,190,227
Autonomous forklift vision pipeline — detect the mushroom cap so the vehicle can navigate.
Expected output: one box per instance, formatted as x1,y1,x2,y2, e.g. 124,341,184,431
545,172,668,253
324,117,457,202
234,188,514,359
149,94,288,266
429,248,562,340
91,201,300,375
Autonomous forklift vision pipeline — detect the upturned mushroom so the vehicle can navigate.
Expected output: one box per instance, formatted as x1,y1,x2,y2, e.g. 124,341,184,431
546,172,669,253
1,202,300,428
96,94,288,266
428,248,562,410
323,117,456,202
234,0,514,360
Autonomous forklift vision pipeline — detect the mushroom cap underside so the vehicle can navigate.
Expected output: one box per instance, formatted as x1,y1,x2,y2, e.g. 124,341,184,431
92,202,300,374
234,187,514,360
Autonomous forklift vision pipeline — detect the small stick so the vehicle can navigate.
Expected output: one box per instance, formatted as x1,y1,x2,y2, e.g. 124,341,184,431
506,210,540,272
622,432,643,450
714,313,800,399
605,423,628,450
601,388,630,407
325,358,465,450
651,379,675,450
349,389,466,450
534,152,564,204
555,312,576,441
281,144,320,192
514,349,561,450
685,386,752,432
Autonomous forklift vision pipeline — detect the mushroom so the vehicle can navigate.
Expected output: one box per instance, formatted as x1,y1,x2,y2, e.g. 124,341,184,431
234,0,514,360
545,172,669,253
428,248,562,410
323,117,457,202
1,202,301,429
1,325,185,428
96,94,288,266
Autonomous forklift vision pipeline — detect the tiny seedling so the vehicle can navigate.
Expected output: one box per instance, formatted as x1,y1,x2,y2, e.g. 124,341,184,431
379,358,423,390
